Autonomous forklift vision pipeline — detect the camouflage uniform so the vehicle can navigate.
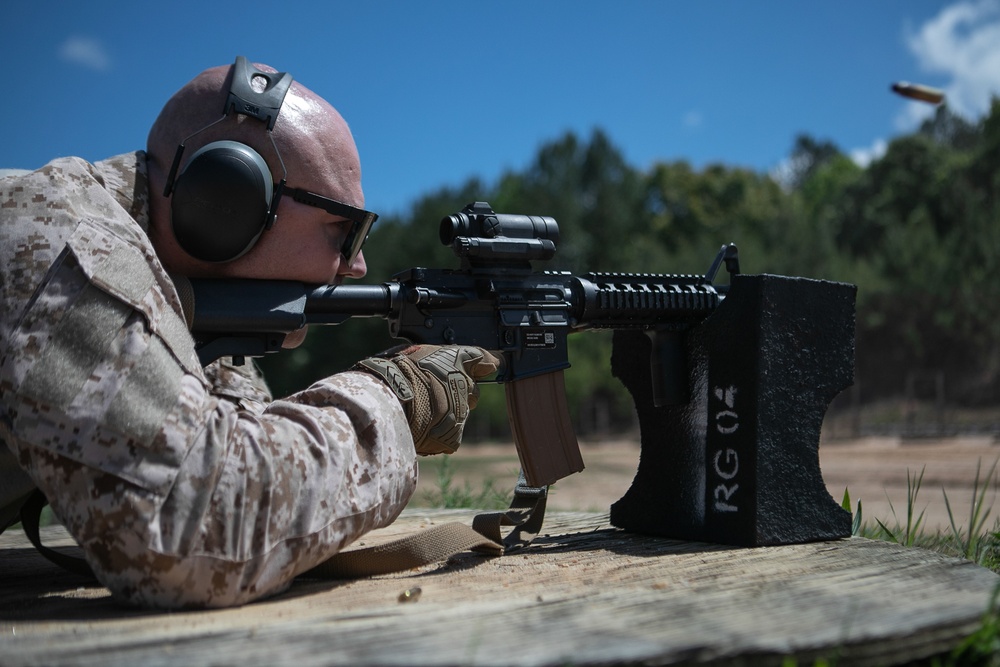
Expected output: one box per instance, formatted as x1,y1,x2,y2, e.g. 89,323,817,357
0,152,417,608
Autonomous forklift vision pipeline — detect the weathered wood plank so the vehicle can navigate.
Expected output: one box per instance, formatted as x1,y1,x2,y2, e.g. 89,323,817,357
1,509,996,666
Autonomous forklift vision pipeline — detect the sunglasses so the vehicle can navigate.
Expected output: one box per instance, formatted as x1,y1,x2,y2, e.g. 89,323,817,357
284,187,378,265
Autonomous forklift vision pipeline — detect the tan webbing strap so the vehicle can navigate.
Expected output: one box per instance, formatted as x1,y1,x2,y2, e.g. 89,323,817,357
304,474,548,579
21,483,546,582
304,521,502,579
472,473,548,551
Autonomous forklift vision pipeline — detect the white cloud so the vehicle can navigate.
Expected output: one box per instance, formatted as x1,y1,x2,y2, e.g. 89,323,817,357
58,36,112,71
769,158,796,190
901,0,1000,127
850,138,888,168
682,110,703,129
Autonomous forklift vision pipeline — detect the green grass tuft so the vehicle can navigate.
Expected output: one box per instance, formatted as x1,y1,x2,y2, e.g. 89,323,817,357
419,454,512,510
874,466,928,547
847,458,1000,666
944,457,1000,563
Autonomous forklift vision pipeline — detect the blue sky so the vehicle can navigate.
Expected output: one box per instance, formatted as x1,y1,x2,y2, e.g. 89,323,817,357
4,1,1000,215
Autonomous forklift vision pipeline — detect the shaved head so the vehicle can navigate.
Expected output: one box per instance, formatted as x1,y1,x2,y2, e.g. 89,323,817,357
147,61,362,207
145,59,368,283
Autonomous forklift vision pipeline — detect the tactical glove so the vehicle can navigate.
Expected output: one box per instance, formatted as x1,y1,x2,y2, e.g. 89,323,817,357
355,345,501,455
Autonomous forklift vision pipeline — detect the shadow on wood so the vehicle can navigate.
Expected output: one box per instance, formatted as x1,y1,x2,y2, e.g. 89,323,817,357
2,510,997,667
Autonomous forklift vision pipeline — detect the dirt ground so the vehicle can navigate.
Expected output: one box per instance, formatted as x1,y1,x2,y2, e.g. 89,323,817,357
415,435,1000,536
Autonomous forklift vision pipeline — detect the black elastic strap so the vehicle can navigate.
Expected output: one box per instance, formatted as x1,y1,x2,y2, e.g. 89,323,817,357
19,490,95,579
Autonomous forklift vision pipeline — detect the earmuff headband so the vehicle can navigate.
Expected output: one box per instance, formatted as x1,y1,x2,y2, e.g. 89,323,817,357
163,57,293,197
226,56,293,131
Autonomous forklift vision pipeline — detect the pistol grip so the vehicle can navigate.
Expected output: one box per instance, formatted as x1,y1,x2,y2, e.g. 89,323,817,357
505,370,585,487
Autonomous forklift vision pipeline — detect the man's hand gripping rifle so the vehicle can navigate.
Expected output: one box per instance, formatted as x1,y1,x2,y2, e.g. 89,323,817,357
181,202,740,487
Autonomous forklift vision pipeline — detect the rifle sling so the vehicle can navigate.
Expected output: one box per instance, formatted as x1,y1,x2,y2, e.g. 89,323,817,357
21,478,548,583
306,474,548,579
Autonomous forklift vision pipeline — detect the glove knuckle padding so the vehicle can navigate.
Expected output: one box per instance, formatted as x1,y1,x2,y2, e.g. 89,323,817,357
356,345,499,456
413,350,472,455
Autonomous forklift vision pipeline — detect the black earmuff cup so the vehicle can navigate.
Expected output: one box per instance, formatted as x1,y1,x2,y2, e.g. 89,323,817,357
171,143,272,262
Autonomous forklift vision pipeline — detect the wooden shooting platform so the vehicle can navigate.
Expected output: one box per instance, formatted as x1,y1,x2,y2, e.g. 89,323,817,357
2,508,997,666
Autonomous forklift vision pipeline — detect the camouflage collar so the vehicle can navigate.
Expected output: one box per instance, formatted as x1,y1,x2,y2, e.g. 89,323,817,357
94,151,150,233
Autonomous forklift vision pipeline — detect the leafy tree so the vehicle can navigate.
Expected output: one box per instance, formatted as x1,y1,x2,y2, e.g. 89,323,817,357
818,101,1000,402
918,104,981,151
783,134,842,190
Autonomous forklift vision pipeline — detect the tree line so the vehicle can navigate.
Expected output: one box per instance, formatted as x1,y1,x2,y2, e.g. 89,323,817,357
259,101,1000,438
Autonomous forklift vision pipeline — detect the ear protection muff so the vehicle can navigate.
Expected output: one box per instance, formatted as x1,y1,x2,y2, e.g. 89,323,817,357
170,140,273,262
163,56,293,263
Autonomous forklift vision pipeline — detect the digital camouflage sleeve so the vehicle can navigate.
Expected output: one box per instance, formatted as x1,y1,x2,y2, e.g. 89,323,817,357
0,152,417,608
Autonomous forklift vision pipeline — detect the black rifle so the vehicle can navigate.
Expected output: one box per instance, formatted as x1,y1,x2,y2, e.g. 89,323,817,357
179,202,740,486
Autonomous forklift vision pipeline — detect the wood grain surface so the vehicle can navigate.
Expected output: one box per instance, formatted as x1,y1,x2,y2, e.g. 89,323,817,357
2,509,997,666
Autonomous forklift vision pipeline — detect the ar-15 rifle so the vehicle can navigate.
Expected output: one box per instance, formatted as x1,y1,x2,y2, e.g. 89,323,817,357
180,201,740,487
